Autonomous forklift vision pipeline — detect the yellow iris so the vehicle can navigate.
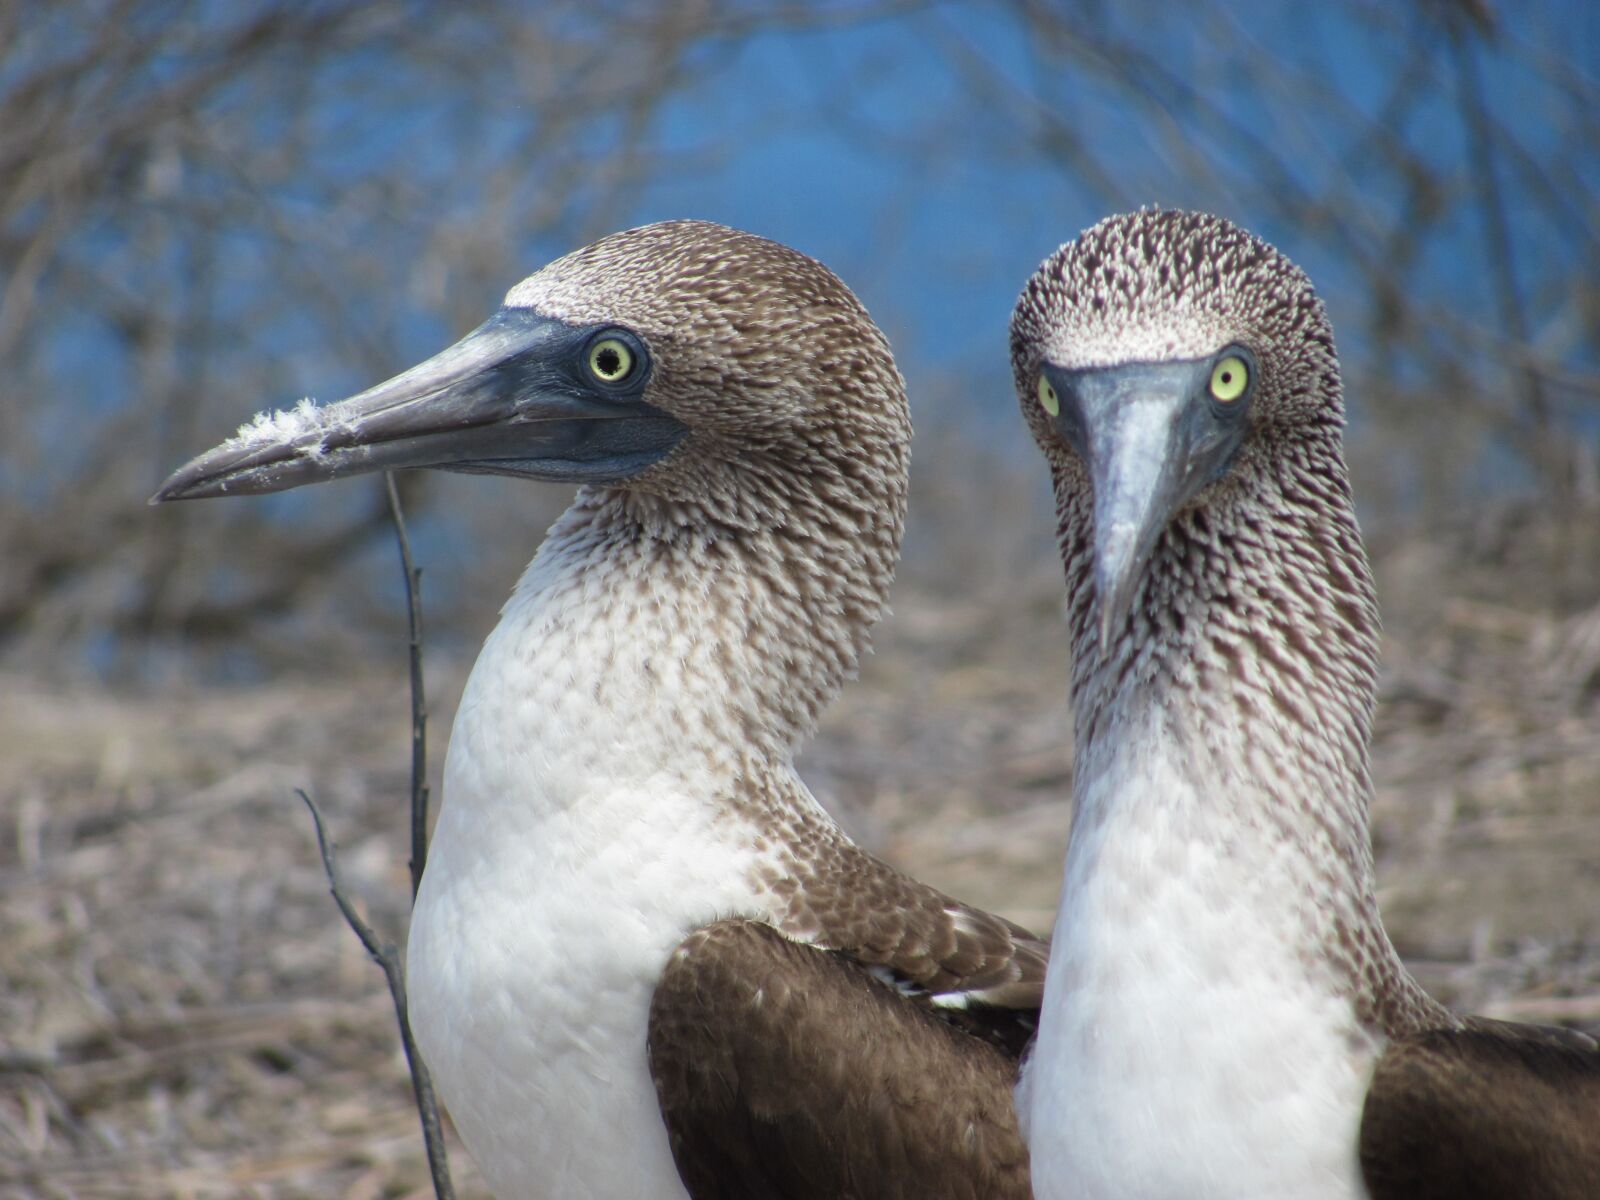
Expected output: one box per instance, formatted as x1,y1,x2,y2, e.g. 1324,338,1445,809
1209,355,1249,403
588,338,634,383
1037,375,1060,417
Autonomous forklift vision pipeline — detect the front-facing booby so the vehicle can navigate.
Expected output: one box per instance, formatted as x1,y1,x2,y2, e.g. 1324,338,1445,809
155,221,1044,1199
1008,209,1600,1200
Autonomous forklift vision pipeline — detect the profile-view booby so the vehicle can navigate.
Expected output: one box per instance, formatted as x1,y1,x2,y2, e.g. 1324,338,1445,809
1007,209,1600,1200
155,221,1044,1199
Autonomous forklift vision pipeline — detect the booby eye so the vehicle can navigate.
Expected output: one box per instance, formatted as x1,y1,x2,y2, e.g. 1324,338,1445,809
1209,355,1250,404
587,337,636,384
1037,375,1060,417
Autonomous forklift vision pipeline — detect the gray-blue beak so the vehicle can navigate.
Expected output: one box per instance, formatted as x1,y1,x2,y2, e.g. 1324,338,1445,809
154,309,687,503
1042,354,1253,651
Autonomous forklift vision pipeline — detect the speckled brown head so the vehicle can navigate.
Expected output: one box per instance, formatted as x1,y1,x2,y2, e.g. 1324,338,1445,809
154,219,910,538
1010,209,1358,653
153,220,912,756
504,220,911,528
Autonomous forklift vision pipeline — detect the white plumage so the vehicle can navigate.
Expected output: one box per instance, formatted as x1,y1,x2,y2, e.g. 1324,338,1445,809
409,502,786,1198
158,220,1049,1200
1020,714,1377,1200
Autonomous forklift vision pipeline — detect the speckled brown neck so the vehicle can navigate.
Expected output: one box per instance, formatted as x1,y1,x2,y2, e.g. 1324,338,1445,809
1053,416,1447,1036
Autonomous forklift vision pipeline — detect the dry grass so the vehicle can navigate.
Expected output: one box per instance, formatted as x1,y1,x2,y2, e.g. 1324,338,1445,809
3,510,1598,1198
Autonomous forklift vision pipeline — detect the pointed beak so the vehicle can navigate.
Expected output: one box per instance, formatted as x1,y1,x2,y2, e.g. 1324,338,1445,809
1041,358,1250,651
153,309,688,503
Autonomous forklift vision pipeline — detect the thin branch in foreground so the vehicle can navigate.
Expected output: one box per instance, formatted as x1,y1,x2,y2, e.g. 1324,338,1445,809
385,472,430,902
297,788,456,1200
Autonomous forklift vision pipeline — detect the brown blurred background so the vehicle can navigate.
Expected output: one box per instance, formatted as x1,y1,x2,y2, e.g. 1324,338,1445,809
2,1,1597,1195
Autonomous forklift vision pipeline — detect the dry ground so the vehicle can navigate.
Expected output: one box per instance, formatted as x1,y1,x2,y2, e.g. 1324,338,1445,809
3,511,1598,1198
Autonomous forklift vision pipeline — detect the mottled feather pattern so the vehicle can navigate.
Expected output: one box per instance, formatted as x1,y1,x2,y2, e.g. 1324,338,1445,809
514,224,1049,1014
1012,210,1600,1200
510,220,911,542
501,223,910,761
399,222,1043,1199
754,781,1048,1003
1013,210,1440,1034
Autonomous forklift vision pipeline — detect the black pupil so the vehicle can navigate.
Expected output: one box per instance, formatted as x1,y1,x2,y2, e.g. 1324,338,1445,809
1219,370,1233,385
596,346,623,377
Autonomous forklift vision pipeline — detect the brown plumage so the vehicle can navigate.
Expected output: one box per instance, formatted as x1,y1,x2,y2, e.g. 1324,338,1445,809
1360,1021,1600,1199
650,920,1033,1200
1009,209,1600,1199
156,220,1043,1200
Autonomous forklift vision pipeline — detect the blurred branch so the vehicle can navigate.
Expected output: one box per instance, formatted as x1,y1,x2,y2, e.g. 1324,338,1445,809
1,0,823,666
1449,24,1548,440
927,16,1130,209
2,0,1595,672
112,490,398,642
952,0,1597,510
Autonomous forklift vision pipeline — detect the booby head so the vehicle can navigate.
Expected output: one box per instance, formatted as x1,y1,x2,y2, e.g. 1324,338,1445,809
155,220,910,537
151,222,1051,1200
1010,209,1344,652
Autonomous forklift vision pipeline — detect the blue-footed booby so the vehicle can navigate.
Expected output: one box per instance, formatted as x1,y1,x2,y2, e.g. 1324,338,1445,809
1008,209,1600,1200
155,221,1043,1200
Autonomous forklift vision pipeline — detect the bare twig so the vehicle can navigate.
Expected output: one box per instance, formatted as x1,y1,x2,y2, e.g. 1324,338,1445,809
297,788,456,1200
281,476,447,1197
386,472,430,902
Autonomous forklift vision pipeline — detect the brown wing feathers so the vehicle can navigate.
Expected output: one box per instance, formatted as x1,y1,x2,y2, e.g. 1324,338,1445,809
772,833,1049,1007
648,824,1047,1199
648,919,1033,1200
1359,1023,1600,1200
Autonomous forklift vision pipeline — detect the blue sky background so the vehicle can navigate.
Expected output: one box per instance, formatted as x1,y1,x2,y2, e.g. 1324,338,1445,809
656,9,1585,345
4,0,1597,669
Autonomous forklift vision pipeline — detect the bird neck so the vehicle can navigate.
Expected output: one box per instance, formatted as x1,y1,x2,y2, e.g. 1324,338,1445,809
484,466,902,791
1053,434,1435,1030
413,475,908,1200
